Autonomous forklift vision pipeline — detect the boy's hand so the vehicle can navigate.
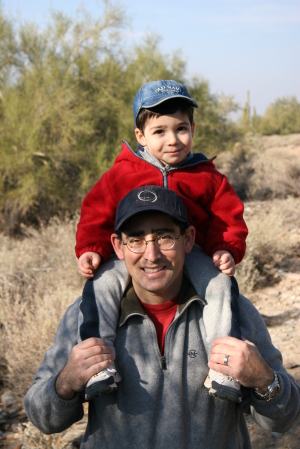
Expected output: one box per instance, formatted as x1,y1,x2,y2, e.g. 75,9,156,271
212,250,235,276
78,252,101,279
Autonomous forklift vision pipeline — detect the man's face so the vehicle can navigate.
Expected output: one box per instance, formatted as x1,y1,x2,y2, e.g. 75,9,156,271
111,212,195,304
135,110,195,165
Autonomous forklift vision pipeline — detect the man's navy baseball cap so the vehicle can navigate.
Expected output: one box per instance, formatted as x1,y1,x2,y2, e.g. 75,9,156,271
114,185,190,232
133,80,198,126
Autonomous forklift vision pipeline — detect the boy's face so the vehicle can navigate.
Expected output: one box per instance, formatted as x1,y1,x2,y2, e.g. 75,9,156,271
135,110,195,165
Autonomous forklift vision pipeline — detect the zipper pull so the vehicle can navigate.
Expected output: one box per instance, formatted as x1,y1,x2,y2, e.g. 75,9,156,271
161,356,167,370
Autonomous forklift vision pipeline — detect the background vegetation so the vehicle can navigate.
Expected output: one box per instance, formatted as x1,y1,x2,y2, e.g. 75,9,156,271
0,3,299,446
2,3,299,236
239,96,300,136
0,3,241,235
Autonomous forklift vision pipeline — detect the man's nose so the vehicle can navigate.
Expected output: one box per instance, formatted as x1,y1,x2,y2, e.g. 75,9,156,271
143,240,161,261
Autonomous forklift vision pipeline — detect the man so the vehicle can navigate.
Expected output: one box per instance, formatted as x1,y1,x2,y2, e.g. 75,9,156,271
25,186,300,449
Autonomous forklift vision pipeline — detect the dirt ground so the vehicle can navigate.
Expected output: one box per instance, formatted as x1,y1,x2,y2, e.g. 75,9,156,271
245,272,300,448
242,200,300,449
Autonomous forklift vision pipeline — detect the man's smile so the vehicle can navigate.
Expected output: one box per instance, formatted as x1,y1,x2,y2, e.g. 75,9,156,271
143,266,165,273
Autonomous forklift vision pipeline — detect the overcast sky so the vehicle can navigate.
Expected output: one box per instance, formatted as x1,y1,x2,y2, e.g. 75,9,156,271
4,0,300,115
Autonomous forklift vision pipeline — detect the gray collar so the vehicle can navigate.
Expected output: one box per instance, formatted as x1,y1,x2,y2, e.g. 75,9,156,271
137,146,194,171
118,273,206,327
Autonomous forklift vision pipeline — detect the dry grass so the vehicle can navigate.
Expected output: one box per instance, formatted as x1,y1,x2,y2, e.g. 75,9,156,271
20,422,73,449
235,197,300,294
215,133,300,201
0,215,84,397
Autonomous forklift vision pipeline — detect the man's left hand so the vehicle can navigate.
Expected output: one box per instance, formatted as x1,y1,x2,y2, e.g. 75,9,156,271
208,336,274,394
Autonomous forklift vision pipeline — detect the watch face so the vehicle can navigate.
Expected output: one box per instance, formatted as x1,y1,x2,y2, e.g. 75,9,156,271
254,372,280,400
269,384,280,399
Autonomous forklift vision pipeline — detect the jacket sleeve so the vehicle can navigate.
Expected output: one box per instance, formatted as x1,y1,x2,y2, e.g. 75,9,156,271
24,298,85,434
75,171,118,261
238,294,300,432
203,173,248,264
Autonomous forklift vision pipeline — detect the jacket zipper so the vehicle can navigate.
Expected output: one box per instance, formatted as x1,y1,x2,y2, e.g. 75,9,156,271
159,296,205,372
162,168,168,187
123,141,216,190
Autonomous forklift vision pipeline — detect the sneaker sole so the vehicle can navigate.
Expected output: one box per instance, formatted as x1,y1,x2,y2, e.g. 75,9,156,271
209,381,242,403
85,376,117,401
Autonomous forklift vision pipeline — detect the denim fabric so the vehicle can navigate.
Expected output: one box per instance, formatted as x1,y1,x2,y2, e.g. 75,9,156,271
133,80,198,125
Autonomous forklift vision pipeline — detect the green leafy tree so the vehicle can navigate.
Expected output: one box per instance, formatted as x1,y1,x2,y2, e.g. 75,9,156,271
190,80,240,156
257,97,300,135
0,3,240,234
0,4,127,232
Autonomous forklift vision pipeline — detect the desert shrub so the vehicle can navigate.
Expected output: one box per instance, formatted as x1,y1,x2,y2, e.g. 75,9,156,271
0,5,240,234
189,82,241,157
0,4,128,235
256,97,300,135
215,134,300,201
237,96,300,136
214,151,254,201
235,197,300,294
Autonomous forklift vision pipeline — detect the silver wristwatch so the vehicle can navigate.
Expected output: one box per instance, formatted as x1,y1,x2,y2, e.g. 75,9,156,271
254,371,280,401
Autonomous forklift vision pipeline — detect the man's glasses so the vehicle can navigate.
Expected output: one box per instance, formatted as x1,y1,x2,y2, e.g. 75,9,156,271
122,234,181,254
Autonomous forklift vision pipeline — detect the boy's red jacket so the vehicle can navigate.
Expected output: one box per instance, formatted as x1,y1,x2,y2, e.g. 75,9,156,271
75,141,248,264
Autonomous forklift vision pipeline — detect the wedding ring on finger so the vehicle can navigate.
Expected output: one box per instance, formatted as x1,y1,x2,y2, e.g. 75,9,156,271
224,355,229,366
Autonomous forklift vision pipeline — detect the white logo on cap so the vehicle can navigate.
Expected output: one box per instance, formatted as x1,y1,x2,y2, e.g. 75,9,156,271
155,86,181,93
138,189,157,202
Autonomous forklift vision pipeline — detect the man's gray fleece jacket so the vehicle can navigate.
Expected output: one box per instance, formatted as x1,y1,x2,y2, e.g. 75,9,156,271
24,266,300,449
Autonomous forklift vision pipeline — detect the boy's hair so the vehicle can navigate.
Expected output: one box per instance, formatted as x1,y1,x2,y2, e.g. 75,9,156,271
136,98,195,134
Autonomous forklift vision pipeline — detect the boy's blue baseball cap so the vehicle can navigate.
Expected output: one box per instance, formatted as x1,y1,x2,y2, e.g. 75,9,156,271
133,80,198,126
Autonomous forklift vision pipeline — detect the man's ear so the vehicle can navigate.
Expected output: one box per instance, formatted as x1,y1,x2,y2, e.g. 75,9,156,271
135,128,146,146
111,233,125,260
184,226,196,254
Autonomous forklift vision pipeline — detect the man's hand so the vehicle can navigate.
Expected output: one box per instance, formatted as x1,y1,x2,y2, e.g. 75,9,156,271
55,338,115,400
212,250,235,276
208,336,274,393
78,252,101,279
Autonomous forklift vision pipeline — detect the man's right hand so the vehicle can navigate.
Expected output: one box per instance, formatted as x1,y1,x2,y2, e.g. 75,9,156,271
55,338,115,400
78,252,101,279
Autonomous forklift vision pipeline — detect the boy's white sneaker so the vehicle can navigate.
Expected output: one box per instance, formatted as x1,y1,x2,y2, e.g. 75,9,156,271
85,362,122,401
204,369,242,403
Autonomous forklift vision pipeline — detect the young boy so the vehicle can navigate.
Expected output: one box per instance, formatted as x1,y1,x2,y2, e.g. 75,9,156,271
75,80,248,402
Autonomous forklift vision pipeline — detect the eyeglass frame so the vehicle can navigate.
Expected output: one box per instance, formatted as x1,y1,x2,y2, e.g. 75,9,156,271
122,233,182,254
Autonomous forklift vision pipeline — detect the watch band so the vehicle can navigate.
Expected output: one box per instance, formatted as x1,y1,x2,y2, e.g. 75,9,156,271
254,371,280,401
